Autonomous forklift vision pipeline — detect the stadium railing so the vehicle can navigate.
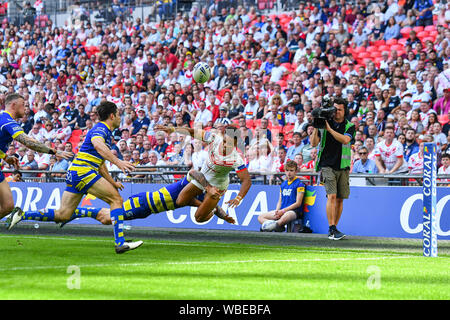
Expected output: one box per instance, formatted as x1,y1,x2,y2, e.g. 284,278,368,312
3,168,449,187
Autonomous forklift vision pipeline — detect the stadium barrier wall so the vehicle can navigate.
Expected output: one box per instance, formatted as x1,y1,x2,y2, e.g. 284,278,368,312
5,183,450,240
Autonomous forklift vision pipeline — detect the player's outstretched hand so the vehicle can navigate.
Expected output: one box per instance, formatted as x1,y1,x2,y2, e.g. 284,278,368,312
5,156,20,170
225,197,241,208
154,125,173,134
223,215,236,224
117,160,135,175
113,181,124,191
56,150,74,160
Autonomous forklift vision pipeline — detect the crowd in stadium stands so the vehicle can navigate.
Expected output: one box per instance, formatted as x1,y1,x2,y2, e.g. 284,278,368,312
0,0,450,183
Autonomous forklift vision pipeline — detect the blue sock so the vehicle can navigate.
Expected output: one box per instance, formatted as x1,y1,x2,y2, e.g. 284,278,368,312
71,207,101,220
110,208,125,246
22,209,55,222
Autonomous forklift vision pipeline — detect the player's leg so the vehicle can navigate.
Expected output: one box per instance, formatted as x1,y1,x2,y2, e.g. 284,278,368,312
7,189,84,229
193,192,221,223
322,167,339,239
276,210,297,228
257,211,277,224
0,179,15,219
175,182,204,207
87,177,127,245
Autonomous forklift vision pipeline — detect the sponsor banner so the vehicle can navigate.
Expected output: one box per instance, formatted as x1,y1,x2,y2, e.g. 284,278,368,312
5,183,450,240
422,143,438,257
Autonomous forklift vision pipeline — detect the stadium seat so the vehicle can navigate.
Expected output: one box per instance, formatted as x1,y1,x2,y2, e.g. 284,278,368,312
438,115,448,125
400,27,412,37
413,26,424,33
398,38,408,45
378,45,390,52
386,38,397,45
390,44,404,51
246,119,255,129
353,46,365,54
416,31,429,39
424,25,436,32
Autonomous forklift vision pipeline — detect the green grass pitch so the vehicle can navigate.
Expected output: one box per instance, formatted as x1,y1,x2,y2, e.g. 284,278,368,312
0,225,449,300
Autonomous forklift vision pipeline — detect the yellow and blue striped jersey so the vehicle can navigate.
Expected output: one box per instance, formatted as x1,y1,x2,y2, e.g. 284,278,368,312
72,121,112,169
0,111,24,159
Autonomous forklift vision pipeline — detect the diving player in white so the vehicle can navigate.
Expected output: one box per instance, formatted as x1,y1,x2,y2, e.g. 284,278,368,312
154,124,252,223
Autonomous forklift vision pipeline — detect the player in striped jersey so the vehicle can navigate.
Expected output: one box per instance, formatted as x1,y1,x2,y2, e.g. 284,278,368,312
8,101,141,254
0,93,72,220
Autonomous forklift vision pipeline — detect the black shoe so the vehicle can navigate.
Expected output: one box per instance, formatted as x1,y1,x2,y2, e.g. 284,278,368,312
328,228,334,240
332,228,346,240
115,240,143,254
274,224,286,232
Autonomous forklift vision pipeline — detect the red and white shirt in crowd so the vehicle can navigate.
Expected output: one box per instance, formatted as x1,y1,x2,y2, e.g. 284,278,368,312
438,164,450,183
408,152,423,174
374,139,408,172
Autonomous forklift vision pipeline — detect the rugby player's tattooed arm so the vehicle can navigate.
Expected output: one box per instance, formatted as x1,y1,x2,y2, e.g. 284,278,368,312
14,133,55,154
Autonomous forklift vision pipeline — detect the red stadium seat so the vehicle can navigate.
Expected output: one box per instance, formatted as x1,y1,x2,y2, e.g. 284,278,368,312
386,39,397,45
398,38,408,45
390,44,404,51
413,26,424,33
353,46,365,54
400,27,412,37
416,31,429,39
438,115,448,125
424,25,436,32
246,119,255,129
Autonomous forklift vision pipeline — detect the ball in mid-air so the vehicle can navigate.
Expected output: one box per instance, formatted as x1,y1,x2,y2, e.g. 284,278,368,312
193,62,211,84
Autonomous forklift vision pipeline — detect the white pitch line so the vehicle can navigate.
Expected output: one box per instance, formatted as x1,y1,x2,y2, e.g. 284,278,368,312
5,256,412,272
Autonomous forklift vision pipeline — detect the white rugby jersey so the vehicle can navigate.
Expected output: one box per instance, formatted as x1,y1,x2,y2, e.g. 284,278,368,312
408,152,423,174
191,132,246,192
374,139,408,172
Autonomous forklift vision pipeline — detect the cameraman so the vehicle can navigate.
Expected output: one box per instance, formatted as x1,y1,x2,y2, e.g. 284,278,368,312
311,98,355,240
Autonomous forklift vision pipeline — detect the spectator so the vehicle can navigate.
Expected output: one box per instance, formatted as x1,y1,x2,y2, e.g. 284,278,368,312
408,141,425,174
21,151,39,178
352,146,378,174
49,154,70,178
286,132,303,161
374,126,409,174
438,153,450,183
403,128,420,162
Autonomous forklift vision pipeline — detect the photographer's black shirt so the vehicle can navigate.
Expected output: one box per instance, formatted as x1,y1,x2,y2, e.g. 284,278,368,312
318,120,355,171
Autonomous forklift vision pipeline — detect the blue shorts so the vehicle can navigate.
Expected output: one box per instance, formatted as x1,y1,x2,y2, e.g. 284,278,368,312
65,164,102,194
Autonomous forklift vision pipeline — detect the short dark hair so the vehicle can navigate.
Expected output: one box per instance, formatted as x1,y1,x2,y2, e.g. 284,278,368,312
97,100,118,121
5,93,24,107
333,97,347,108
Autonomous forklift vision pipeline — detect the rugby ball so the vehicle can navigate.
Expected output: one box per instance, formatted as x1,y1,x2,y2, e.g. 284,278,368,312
193,62,211,84
261,220,277,232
